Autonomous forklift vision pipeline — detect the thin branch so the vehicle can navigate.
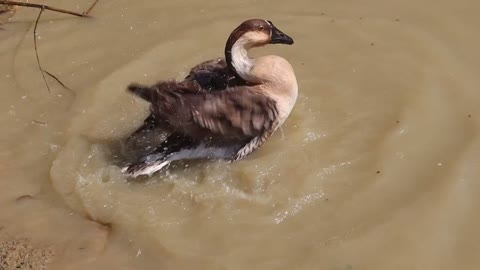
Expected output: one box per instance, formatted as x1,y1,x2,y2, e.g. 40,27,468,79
44,70,74,93
84,0,100,16
2,1,95,93
33,8,50,92
0,0,88,17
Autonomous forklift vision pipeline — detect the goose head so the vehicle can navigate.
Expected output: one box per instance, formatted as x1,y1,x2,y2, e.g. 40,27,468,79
225,19,294,82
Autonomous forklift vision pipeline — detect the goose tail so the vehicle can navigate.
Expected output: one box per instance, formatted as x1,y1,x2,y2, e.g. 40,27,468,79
127,83,154,102
122,153,170,178
121,135,245,178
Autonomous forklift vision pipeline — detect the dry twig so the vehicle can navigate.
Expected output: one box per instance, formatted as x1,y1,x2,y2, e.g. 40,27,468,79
44,70,73,92
0,0,102,92
33,8,50,92
84,0,100,16
0,0,88,17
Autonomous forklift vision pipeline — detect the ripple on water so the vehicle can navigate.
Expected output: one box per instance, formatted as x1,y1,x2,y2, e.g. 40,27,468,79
47,9,480,269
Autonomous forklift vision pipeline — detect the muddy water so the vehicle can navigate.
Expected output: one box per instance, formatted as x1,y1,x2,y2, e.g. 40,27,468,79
1,0,480,269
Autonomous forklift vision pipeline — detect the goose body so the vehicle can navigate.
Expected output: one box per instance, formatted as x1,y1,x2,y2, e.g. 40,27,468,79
123,19,298,177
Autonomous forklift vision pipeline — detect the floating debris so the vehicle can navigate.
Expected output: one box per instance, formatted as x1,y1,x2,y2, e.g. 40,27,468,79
32,120,47,125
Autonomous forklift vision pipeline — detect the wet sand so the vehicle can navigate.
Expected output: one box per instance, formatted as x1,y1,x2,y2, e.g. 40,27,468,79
0,226,54,270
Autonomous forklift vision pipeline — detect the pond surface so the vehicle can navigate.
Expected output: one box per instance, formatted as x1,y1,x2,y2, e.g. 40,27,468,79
1,0,480,269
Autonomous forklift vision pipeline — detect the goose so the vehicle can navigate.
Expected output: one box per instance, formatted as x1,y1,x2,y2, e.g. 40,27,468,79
122,19,298,178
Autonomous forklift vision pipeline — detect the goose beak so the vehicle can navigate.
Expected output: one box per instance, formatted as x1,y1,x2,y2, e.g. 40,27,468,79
270,24,294,45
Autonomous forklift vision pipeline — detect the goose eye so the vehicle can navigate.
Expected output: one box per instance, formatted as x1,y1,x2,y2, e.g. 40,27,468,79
258,26,264,31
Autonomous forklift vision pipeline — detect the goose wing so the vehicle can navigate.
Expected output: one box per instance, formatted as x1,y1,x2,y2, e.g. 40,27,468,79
143,85,279,139
189,88,279,138
185,58,247,90
128,79,204,103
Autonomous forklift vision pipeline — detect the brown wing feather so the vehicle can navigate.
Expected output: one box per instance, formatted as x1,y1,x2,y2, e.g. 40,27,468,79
128,79,205,102
187,58,228,75
185,58,250,90
192,89,278,138
149,86,279,140
128,59,262,140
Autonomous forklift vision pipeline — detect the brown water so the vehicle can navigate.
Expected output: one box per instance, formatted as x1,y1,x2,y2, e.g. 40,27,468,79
1,0,480,269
